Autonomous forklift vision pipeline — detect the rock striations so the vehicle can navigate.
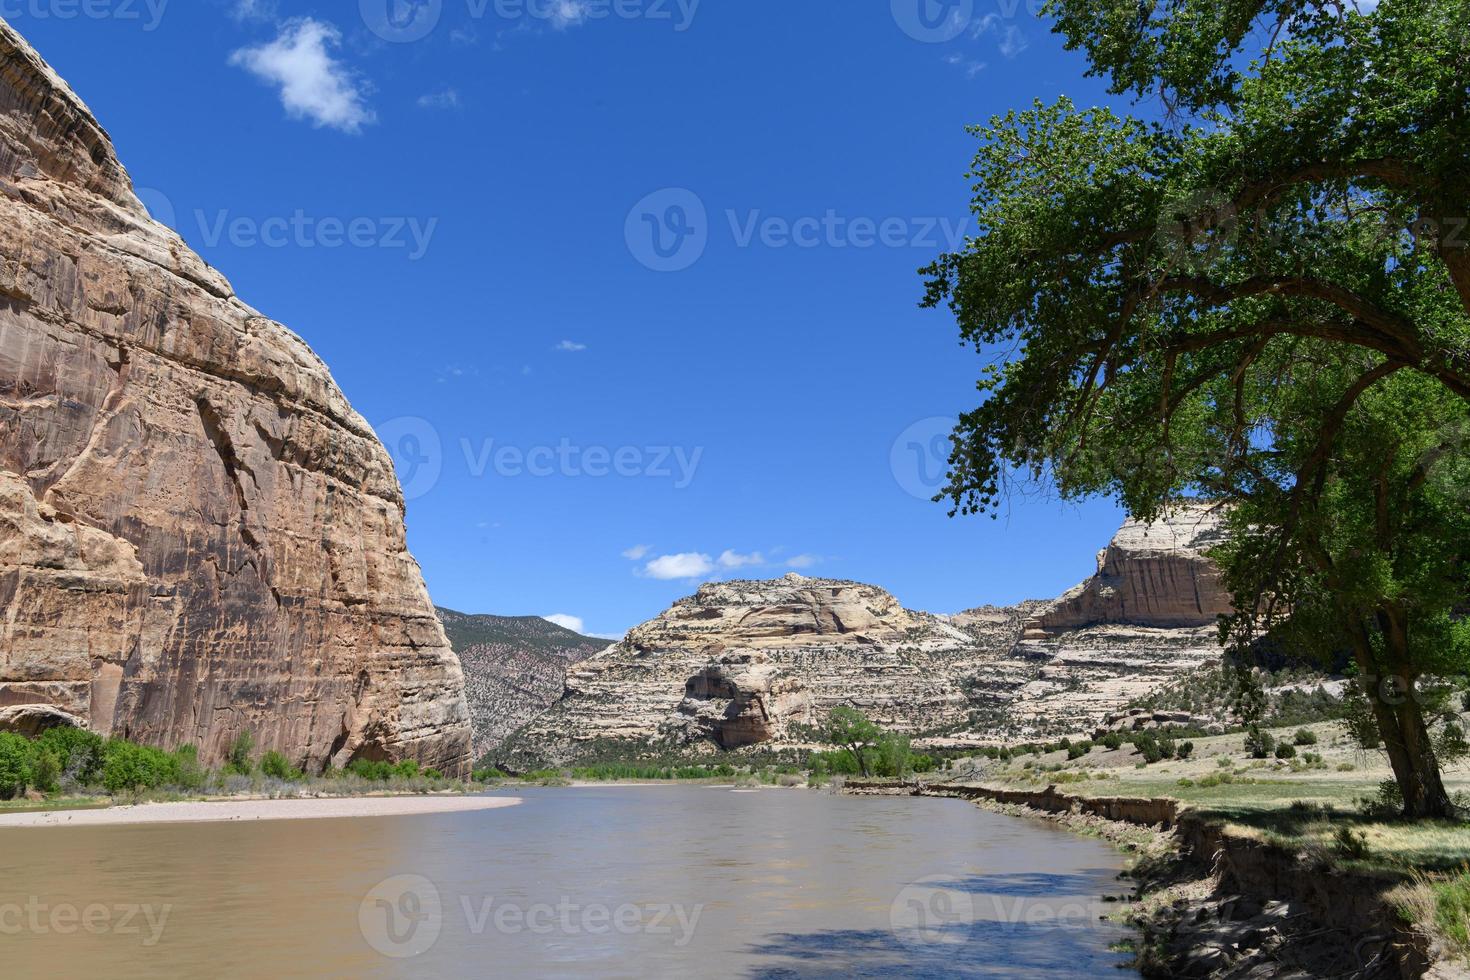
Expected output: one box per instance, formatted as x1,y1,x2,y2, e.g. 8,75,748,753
502,506,1233,765
0,19,472,775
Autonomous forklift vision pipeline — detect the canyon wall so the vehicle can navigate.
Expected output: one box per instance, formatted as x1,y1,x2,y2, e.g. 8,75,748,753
0,19,472,774
501,508,1233,764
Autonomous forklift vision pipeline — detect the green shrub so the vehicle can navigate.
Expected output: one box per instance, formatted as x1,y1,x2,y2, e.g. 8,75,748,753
1101,732,1124,751
0,732,33,798
31,748,61,794
392,760,421,779
1067,741,1093,761
102,740,179,793
37,727,105,785
1358,780,1405,820
1333,827,1371,860
472,768,507,782
1177,741,1195,760
1293,728,1319,747
1275,742,1297,760
260,750,302,781
1245,727,1276,759
423,768,443,780
172,745,208,791
226,731,256,775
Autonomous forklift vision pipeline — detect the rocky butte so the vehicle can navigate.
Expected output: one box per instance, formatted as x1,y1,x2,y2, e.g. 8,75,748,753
499,504,1232,765
0,19,472,775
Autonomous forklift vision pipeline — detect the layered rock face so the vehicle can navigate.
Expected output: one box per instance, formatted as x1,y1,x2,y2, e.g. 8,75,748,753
0,20,471,774
1026,504,1230,636
507,574,1017,763
503,509,1236,762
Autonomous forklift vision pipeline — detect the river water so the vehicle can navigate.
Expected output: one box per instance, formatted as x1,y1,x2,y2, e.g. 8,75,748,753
1,786,1132,978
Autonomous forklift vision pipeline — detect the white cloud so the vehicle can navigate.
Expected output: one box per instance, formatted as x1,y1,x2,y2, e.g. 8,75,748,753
549,0,591,29
417,88,461,110
999,25,1029,59
718,550,765,569
229,19,375,133
543,614,585,633
786,554,820,570
621,544,651,561
969,13,1001,37
555,340,588,352
643,553,715,580
230,0,276,22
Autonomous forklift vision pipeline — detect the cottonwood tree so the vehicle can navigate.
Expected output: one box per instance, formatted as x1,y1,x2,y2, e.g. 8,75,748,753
826,706,883,778
921,0,1470,818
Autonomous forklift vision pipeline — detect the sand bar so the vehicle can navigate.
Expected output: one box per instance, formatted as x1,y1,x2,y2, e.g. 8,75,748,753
0,794,521,828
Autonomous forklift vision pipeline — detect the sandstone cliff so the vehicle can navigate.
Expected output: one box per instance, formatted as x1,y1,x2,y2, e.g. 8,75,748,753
501,508,1235,763
1025,503,1230,636
0,19,472,774
505,574,1017,763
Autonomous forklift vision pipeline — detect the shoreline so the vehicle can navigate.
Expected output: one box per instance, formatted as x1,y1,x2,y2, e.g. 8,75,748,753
0,794,522,829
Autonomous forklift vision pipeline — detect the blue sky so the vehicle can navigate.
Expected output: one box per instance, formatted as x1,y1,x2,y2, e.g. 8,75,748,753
17,0,1131,637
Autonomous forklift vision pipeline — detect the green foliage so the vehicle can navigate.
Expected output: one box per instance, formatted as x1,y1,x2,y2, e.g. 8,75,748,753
1067,740,1094,761
1431,874,1470,956
225,731,256,775
1333,827,1372,861
924,0,1470,819
1359,780,1407,820
101,740,180,794
875,733,913,779
31,748,61,794
1245,727,1276,760
260,750,302,782
1177,741,1195,760
424,768,443,780
1275,742,1297,760
1294,728,1319,747
1101,733,1124,751
824,706,884,778
473,768,508,782
36,727,105,785
0,732,33,799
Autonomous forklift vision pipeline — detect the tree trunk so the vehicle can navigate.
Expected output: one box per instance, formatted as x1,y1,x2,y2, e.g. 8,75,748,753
1353,613,1458,821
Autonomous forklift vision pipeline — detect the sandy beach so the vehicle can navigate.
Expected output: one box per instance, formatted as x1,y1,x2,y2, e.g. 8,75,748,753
0,794,522,829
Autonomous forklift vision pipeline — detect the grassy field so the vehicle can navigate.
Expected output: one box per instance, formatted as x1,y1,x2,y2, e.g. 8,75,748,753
942,717,1470,873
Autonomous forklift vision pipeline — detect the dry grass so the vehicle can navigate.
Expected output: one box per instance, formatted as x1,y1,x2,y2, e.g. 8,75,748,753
1391,869,1470,962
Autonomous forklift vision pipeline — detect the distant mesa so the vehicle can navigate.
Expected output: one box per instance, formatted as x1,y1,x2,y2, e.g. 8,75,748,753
493,508,1234,767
